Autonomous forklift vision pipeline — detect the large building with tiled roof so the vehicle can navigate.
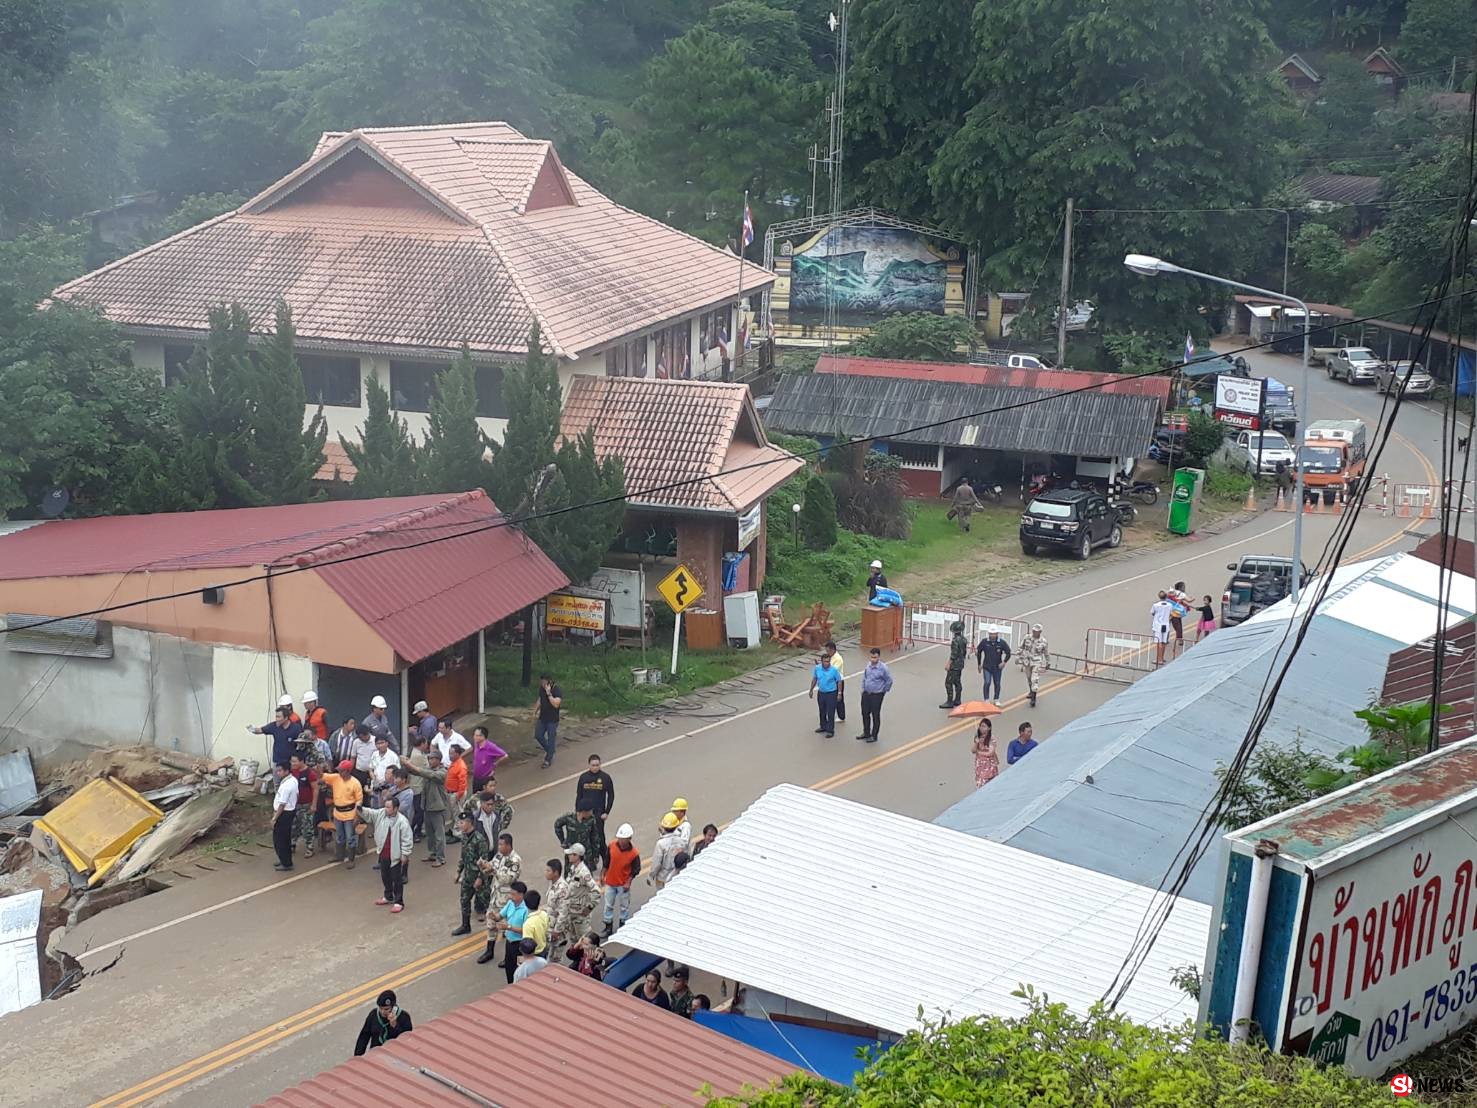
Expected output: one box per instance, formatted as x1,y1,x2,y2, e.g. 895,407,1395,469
51,122,774,449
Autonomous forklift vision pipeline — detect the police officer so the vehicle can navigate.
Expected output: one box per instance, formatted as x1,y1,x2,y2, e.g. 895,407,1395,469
1018,623,1049,707
940,621,967,709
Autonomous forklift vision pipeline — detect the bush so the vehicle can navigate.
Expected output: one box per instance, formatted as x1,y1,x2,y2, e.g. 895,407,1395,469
798,471,838,550
830,452,913,539
854,312,976,361
1183,409,1226,468
1203,462,1255,505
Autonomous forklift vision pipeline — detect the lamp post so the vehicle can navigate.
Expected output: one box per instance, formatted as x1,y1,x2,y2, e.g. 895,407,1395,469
792,502,802,550
1124,253,1311,601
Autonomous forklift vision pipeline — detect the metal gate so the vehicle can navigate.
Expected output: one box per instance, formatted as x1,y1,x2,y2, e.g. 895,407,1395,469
1083,627,1156,677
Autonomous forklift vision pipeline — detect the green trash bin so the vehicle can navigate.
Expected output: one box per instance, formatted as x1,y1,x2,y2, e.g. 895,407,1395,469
1168,468,1204,535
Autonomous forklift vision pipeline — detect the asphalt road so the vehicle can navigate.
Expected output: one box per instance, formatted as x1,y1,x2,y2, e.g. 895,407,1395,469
6,342,1466,1107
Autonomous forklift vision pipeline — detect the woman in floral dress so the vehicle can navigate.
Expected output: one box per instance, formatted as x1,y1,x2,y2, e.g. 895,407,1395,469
972,719,999,788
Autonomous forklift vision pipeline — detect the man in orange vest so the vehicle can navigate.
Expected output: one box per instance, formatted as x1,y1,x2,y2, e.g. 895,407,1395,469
601,823,641,937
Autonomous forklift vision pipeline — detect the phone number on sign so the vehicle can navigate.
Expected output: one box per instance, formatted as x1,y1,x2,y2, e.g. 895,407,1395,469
1367,963,1477,1063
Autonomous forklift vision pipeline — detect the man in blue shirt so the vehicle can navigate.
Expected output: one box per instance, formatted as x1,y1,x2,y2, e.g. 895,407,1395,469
808,653,842,737
249,706,303,770
1006,721,1038,765
857,647,894,744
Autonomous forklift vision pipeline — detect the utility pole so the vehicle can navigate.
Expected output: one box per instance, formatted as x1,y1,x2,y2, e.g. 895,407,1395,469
1056,197,1074,367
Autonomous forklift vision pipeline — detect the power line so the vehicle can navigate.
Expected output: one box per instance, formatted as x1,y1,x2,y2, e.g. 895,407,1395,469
4,286,1475,640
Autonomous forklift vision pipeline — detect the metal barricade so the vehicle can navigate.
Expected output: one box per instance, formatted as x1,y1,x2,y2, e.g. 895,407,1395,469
901,605,1027,654
1083,627,1156,677
1392,483,1439,519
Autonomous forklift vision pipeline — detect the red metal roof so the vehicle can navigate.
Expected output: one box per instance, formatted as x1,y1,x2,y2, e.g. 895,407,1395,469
814,354,1172,408
1412,533,1476,576
0,492,568,666
261,965,797,1108
1381,620,1475,747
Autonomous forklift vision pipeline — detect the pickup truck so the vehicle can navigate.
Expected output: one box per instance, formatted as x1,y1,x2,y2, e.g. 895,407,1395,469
1231,429,1297,475
1327,346,1383,384
972,351,1050,370
1221,555,1310,626
1299,419,1367,504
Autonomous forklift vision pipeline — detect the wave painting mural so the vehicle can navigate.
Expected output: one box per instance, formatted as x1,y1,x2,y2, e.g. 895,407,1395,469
787,227,953,324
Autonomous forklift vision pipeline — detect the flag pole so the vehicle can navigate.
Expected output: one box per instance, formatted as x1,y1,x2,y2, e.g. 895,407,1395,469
731,189,749,383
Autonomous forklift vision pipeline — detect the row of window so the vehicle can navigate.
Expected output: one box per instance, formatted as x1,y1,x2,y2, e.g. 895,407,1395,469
162,345,507,417
603,320,698,380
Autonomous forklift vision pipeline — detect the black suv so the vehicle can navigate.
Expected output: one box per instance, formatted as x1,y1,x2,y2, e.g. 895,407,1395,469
1020,489,1122,560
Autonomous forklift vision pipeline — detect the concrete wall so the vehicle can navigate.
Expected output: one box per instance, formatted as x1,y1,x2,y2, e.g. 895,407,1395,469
0,623,213,768
210,644,313,765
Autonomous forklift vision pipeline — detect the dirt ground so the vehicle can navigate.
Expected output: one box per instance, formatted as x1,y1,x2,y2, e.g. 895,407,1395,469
45,746,183,794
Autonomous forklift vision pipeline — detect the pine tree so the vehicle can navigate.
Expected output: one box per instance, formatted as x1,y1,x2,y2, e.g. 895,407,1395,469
342,376,420,498
799,471,838,550
528,429,626,584
172,303,255,507
419,344,491,493
487,322,562,508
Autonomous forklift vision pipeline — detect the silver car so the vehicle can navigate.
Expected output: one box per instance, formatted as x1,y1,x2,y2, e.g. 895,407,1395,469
1376,360,1436,397
1328,346,1383,384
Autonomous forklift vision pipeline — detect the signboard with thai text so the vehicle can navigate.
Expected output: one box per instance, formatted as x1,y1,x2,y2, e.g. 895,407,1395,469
1286,810,1477,1076
1214,374,1264,431
546,593,608,633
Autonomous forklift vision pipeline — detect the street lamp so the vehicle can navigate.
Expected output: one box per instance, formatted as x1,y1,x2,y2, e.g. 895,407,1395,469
1124,253,1312,600
792,502,802,550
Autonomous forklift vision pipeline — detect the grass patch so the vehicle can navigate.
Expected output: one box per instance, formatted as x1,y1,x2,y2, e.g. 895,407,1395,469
485,639,794,719
1202,463,1262,506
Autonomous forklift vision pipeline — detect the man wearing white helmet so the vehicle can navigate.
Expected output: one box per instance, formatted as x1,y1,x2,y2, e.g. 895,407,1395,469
277,693,300,723
301,691,328,741
866,559,887,601
364,695,397,752
1018,624,1050,708
601,823,641,936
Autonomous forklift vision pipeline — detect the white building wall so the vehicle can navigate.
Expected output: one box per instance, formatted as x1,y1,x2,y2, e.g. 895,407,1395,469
210,644,314,765
132,339,165,381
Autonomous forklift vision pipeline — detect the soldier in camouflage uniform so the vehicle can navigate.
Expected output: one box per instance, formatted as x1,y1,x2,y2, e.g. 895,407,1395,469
544,857,570,956
940,621,967,708
554,842,601,956
1018,623,1050,707
451,812,491,936
552,806,603,869
479,833,523,925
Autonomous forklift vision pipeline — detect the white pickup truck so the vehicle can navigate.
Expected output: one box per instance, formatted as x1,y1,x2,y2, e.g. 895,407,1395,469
1327,346,1383,384
1231,429,1297,475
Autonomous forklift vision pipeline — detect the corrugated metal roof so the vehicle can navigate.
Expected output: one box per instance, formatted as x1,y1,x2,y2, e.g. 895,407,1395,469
0,492,569,666
262,965,797,1108
1294,174,1383,206
561,376,804,513
936,554,1477,904
763,372,1159,458
1382,619,1475,746
814,354,1173,408
613,784,1209,1033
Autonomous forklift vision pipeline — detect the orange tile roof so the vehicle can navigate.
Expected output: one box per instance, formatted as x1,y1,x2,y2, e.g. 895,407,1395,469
560,376,804,514
314,440,358,483
52,122,773,361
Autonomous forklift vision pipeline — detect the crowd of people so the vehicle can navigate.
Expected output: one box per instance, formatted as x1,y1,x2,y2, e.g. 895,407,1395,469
1149,580,1216,665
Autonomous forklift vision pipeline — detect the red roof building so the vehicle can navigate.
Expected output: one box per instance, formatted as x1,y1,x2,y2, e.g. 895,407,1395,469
262,965,796,1108
1381,620,1475,747
0,493,567,765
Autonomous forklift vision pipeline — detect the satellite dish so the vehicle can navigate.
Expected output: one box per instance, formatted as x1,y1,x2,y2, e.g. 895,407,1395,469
40,488,71,518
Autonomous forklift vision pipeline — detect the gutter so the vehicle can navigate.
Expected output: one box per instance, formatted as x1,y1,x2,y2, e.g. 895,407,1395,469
1229,839,1280,1043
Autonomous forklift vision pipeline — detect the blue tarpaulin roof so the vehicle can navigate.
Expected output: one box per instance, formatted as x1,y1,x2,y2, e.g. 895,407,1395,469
694,1010,884,1086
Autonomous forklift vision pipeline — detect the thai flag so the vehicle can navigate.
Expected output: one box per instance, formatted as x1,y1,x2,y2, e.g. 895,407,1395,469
741,203,754,252
1184,332,1195,366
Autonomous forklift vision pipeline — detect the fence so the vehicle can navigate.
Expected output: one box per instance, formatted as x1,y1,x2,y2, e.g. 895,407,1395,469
900,605,1028,654
1083,627,1157,678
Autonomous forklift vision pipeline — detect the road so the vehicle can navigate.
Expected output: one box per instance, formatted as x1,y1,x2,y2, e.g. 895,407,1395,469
5,341,1465,1107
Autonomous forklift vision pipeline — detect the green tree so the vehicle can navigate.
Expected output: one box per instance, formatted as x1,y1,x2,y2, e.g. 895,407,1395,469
341,376,421,498
1102,331,1166,375
1309,54,1384,145
1400,0,1476,74
708,994,1401,1106
1183,409,1226,469
1289,222,1351,303
419,345,491,494
1213,734,1337,829
0,303,169,518
854,313,976,361
850,0,1290,340
799,471,838,550
488,324,563,509
528,428,627,584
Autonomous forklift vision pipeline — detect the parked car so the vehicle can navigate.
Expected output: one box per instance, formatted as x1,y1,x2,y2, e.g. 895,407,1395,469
1262,378,1299,437
1020,489,1123,560
1327,346,1383,384
1375,360,1436,397
973,350,1050,369
1220,555,1311,626
1265,329,1307,356
1231,429,1297,475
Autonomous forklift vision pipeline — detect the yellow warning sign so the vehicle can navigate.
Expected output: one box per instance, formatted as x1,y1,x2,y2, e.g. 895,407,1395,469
656,563,704,614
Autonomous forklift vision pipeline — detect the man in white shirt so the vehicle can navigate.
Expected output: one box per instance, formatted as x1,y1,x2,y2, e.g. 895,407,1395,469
1150,591,1175,667
432,717,470,766
271,764,299,872
647,814,684,889
512,938,547,982
369,734,401,803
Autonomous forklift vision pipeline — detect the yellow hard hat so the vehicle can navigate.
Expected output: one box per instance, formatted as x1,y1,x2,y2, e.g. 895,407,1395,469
660,812,681,830
671,797,689,812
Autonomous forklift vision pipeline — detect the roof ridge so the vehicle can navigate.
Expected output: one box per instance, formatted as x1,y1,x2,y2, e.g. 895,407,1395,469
289,490,486,568
475,222,570,358
49,208,242,299
352,121,520,135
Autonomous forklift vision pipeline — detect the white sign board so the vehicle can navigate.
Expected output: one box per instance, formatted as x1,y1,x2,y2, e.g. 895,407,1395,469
1287,810,1477,1076
1215,374,1264,416
0,889,42,1017
737,503,762,552
584,567,643,629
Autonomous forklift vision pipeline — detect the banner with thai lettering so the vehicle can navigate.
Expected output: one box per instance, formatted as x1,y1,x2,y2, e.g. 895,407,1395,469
1285,811,1477,1076
546,593,608,633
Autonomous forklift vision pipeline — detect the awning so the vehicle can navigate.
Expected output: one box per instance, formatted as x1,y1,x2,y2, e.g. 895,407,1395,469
694,1011,885,1086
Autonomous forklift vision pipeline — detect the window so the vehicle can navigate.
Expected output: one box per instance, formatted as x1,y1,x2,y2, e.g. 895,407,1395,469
654,321,692,379
389,360,439,412
163,344,196,387
604,339,648,378
887,442,939,468
698,308,728,354
299,353,362,407
475,364,507,419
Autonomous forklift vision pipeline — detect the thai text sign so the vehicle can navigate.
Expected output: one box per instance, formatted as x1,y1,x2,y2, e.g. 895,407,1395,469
546,593,607,633
1215,374,1264,416
1288,811,1477,1076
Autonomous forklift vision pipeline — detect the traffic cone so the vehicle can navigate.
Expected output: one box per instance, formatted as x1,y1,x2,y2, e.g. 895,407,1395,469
1244,485,1258,511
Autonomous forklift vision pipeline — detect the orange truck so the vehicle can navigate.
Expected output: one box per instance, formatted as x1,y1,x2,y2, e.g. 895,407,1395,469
1299,419,1368,504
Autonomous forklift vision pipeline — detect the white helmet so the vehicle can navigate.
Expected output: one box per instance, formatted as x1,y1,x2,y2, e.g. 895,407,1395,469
869,559,882,569
302,690,318,703
277,694,294,708
615,823,635,839
370,695,388,709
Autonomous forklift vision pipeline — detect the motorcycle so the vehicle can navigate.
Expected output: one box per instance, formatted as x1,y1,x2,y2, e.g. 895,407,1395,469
1129,481,1159,505
1112,499,1138,524
977,483,1005,503
1023,472,1062,502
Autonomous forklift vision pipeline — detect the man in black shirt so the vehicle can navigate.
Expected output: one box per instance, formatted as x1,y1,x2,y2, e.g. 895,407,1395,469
534,673,563,769
575,754,615,870
975,627,1012,705
866,559,887,601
